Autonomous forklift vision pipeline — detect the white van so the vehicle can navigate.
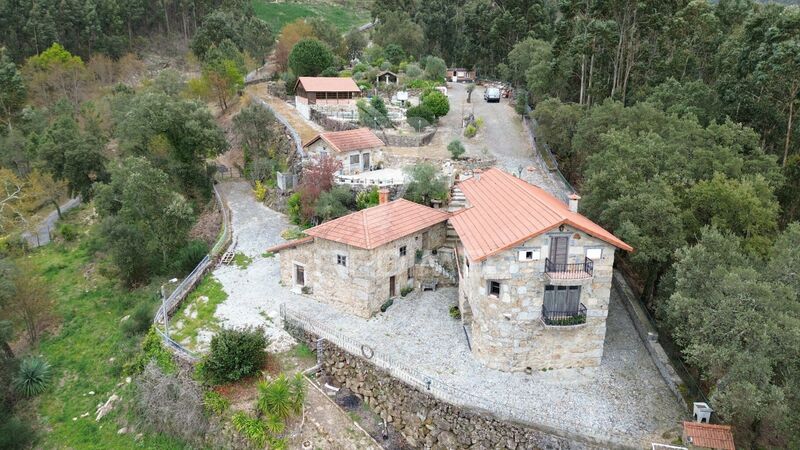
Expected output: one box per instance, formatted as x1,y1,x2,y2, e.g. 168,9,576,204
484,87,501,103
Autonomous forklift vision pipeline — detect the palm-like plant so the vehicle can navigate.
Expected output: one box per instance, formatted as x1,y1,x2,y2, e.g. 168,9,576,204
13,356,52,397
257,374,292,420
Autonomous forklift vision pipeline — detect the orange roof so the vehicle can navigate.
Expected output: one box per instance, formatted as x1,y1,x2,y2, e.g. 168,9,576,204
303,128,385,153
295,77,360,93
449,168,632,262
683,422,736,450
304,199,449,249
265,236,314,254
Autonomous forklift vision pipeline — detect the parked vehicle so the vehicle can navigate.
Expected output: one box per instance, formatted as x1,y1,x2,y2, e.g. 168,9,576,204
484,87,501,103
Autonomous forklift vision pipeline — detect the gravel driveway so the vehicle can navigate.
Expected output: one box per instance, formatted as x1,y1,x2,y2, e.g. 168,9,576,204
207,180,684,446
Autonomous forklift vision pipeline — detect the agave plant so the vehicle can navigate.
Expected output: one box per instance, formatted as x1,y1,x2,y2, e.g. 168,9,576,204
257,373,307,420
13,356,52,397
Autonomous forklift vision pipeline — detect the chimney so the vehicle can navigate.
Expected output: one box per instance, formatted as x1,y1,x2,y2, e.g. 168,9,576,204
568,194,581,213
378,188,390,205
474,168,482,181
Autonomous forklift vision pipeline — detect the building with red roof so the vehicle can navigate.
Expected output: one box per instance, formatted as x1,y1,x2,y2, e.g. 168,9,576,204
682,422,736,450
303,128,385,175
268,168,631,371
294,77,361,119
451,168,631,371
267,193,449,318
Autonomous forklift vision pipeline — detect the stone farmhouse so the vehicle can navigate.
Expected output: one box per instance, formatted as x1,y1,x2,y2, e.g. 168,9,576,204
449,168,632,372
303,128,385,175
294,76,361,120
269,168,631,373
268,192,449,318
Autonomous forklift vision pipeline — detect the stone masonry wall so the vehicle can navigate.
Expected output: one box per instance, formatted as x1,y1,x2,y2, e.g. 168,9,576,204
296,336,620,450
460,225,616,371
279,223,447,318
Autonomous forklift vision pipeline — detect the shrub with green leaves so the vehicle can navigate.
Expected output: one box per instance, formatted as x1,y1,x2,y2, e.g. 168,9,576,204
421,90,450,118
58,223,78,241
121,301,154,336
232,411,268,447
130,327,176,374
356,187,380,210
203,390,230,415
174,240,209,274
201,327,267,384
13,356,52,397
448,140,466,158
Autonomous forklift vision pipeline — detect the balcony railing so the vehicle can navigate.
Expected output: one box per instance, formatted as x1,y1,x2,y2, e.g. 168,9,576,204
542,303,587,326
544,257,593,279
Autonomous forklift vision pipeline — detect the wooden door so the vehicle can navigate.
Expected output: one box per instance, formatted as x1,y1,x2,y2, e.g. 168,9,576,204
295,265,304,286
362,152,370,170
549,236,568,266
389,276,396,297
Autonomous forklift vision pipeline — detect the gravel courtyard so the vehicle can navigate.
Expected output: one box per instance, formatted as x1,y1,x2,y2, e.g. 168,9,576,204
207,181,685,447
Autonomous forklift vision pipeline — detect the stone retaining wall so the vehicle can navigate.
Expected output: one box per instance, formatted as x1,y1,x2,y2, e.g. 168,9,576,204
383,129,437,147
310,109,360,132
284,324,630,450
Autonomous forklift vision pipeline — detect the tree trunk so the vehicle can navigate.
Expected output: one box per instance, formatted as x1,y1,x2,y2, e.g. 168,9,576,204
579,54,586,105
1,341,13,359
783,82,797,167
587,52,595,106
163,0,171,35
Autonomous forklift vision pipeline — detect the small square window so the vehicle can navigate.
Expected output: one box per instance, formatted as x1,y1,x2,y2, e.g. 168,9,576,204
585,247,603,260
488,281,501,297
399,246,407,257
349,154,360,165
337,255,347,266
518,248,540,261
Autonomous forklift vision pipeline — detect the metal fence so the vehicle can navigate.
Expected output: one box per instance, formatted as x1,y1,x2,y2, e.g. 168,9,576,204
522,106,576,202
280,305,642,449
153,183,232,362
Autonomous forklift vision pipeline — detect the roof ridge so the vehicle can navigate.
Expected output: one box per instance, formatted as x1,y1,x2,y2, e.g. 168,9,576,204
361,208,371,248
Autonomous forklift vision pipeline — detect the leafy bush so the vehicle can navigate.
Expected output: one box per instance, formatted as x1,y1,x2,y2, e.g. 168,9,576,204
122,301,154,336
448,140,466,158
404,63,422,78
405,79,440,90
0,414,35,449
400,286,413,297
203,390,230,415
422,90,450,117
58,223,78,241
356,187,379,210
253,180,267,201
515,89,529,115
404,163,449,206
287,192,304,226
233,252,253,269
381,298,394,312
13,356,52,397
174,240,209,274
449,306,461,320
464,124,477,138
320,66,339,77
424,56,446,81
406,104,435,124
315,186,354,221
201,327,267,385
294,343,315,360
130,327,177,374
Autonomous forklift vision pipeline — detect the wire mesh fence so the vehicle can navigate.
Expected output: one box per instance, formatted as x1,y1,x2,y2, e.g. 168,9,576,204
153,183,232,360
281,304,644,449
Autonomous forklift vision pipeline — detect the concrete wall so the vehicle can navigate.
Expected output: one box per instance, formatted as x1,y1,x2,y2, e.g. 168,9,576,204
458,225,617,371
279,223,447,318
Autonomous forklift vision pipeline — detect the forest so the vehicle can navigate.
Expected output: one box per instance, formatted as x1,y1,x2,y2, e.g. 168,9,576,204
0,0,798,448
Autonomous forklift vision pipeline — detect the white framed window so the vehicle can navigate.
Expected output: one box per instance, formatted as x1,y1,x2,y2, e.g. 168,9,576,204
349,154,360,165
585,247,603,260
337,254,347,266
518,248,541,261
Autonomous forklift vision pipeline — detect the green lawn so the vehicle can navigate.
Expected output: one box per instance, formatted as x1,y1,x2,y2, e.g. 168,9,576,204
15,206,193,449
169,275,228,351
252,0,371,32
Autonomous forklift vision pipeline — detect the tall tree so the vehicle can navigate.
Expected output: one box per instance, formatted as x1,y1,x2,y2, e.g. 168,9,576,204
0,50,26,131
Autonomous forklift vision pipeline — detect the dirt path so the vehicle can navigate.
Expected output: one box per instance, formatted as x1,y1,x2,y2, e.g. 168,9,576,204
21,197,81,247
299,379,381,450
246,84,322,144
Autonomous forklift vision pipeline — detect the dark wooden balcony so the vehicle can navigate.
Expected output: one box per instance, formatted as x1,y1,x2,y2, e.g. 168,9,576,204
544,257,593,280
542,303,587,326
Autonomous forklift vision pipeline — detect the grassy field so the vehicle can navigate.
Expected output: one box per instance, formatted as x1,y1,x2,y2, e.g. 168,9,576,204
14,206,193,449
252,0,371,32
169,275,228,352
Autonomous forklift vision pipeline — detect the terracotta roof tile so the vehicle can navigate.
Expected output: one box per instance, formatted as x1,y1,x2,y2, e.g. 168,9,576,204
296,77,361,93
265,236,314,253
303,128,385,153
449,168,632,262
304,199,449,249
683,422,736,450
